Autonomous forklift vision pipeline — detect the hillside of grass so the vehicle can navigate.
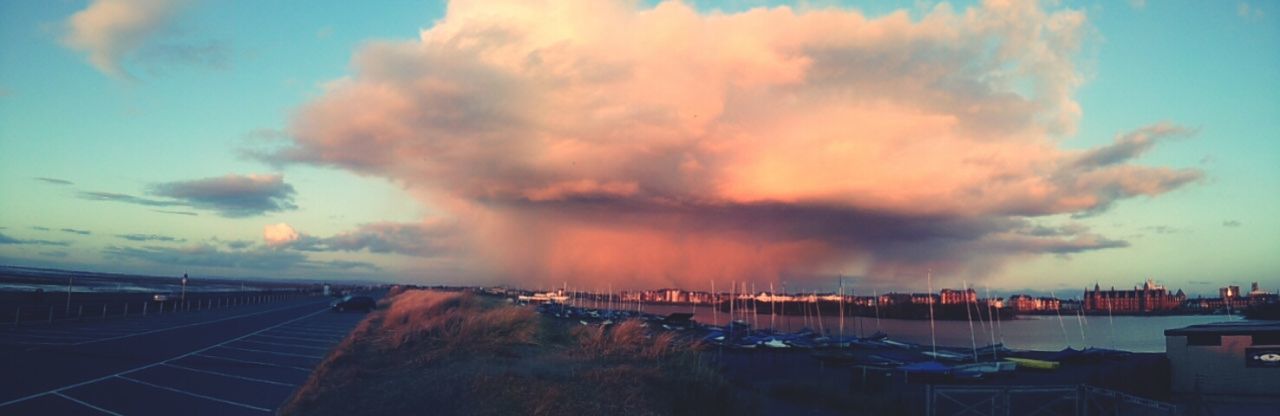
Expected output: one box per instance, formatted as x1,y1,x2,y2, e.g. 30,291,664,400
281,290,738,416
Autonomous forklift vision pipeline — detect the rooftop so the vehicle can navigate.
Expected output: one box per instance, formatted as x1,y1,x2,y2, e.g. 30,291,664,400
1164,320,1280,336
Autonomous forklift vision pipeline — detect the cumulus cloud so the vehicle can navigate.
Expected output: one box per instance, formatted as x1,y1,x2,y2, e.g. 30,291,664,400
266,0,1202,288
263,223,300,247
80,174,296,217
61,0,226,79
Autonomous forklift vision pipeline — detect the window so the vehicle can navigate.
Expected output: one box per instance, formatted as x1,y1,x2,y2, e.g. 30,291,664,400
1187,334,1221,346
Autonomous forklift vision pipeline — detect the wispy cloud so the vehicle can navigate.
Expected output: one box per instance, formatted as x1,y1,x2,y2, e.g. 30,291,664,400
150,174,296,217
61,228,92,236
103,243,378,272
117,233,184,242
1237,3,1265,20
79,174,296,217
0,232,70,247
1223,220,1243,227
34,177,74,185
60,0,227,79
153,209,199,216
79,191,181,207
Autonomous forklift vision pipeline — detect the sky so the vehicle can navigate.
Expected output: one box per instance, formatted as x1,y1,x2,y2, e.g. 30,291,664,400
0,0,1276,296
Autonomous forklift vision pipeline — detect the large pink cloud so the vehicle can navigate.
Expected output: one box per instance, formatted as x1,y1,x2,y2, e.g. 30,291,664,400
268,0,1201,288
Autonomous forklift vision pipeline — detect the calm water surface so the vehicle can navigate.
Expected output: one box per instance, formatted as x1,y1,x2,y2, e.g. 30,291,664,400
641,304,1233,352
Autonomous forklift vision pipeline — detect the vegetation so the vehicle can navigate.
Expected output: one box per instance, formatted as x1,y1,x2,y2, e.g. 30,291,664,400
282,290,737,416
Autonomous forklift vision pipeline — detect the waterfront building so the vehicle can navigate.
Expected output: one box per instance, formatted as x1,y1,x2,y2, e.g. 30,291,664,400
939,288,977,305
1220,285,1242,300
1008,294,1060,312
1083,278,1186,313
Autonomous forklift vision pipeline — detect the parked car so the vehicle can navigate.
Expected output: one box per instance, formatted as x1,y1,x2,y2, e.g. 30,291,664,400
331,295,376,312
153,293,174,302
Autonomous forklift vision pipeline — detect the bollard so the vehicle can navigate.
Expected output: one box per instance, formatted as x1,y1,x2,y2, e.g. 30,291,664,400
143,301,148,316
49,306,55,323
78,305,83,319
13,306,20,327
102,304,107,319
124,303,129,317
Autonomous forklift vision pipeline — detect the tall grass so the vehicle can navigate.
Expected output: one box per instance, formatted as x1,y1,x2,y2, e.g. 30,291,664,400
282,291,737,416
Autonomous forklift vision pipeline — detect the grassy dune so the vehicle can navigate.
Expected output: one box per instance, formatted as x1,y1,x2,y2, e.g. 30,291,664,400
282,290,737,416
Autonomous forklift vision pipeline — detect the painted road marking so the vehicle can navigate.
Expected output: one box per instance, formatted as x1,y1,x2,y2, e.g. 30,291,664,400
217,346,325,359
236,339,331,351
192,353,312,372
115,375,271,413
162,363,298,387
0,307,328,409
51,392,123,416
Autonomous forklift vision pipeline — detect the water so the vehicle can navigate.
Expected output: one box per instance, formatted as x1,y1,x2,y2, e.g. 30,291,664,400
640,303,1232,352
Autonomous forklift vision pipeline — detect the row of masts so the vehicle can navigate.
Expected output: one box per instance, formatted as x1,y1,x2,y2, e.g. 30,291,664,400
549,272,1114,360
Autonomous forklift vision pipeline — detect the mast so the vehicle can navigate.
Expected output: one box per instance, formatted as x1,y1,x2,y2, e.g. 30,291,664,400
769,282,776,331
873,289,882,333
1051,290,1070,349
964,281,978,363
986,287,998,360
1076,304,1087,347
927,269,937,358
838,276,845,342
711,280,718,326
814,290,825,335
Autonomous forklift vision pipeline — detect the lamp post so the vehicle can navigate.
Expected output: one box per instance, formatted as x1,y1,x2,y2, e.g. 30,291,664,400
181,273,188,302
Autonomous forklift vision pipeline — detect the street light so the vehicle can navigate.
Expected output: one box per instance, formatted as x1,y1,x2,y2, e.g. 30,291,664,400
181,273,189,302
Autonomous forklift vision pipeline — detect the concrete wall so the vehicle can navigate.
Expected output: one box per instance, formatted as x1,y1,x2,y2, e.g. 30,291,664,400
1167,334,1280,398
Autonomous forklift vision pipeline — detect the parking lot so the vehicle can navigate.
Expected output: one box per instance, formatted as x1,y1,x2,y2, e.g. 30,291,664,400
0,296,369,415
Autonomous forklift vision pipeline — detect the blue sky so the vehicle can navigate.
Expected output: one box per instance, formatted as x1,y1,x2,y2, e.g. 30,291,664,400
0,0,1276,295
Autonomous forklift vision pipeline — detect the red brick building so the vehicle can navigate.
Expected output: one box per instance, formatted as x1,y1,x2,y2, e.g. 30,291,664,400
1084,278,1186,313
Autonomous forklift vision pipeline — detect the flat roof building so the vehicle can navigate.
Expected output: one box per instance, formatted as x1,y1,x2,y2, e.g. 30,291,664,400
1164,320,1280,403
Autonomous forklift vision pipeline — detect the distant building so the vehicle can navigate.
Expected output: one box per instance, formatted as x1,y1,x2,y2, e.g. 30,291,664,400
1221,285,1241,300
880,293,937,306
939,288,977,305
1008,294,1060,312
1083,278,1185,313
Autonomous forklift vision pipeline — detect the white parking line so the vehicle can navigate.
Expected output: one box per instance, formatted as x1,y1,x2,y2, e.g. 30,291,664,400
252,333,332,344
236,339,331,351
161,363,298,387
69,302,322,345
116,375,271,412
268,328,347,337
190,353,312,372
217,346,325,359
0,307,329,410
52,392,122,416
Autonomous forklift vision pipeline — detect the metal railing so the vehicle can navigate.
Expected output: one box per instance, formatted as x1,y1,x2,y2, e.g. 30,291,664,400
6,292,315,328
926,384,1181,416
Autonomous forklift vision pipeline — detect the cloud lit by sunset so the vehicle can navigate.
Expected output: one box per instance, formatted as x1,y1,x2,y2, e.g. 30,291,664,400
266,0,1200,288
1,0,1275,293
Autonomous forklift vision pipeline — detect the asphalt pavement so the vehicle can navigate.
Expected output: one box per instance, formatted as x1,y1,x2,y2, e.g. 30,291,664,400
0,295,368,415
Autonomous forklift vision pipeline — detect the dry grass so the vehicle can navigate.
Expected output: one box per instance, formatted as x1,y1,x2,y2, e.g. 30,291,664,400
281,291,738,416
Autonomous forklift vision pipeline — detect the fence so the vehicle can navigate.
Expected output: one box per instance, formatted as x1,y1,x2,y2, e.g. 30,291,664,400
925,384,1181,416
6,292,312,328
